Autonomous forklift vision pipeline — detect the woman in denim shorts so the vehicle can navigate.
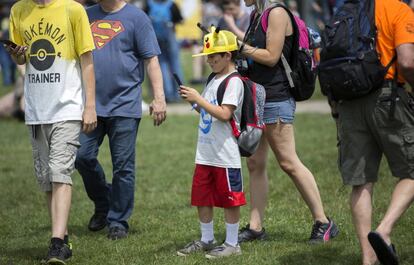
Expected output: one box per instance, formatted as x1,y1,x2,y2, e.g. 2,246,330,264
236,0,338,244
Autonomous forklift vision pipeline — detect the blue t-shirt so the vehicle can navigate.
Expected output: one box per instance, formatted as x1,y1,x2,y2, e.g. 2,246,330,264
87,4,161,118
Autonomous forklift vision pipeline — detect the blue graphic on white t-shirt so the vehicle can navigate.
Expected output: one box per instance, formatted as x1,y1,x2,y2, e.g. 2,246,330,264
199,108,212,134
198,99,217,134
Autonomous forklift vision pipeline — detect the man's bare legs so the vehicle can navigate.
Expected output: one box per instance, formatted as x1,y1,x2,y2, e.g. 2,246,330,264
375,179,414,243
351,183,377,265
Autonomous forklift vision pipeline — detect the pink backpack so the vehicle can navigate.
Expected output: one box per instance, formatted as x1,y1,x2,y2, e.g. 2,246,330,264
261,7,310,49
249,5,317,101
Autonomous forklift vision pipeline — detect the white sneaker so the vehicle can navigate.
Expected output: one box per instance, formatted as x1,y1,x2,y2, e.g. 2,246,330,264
177,240,216,257
205,242,241,259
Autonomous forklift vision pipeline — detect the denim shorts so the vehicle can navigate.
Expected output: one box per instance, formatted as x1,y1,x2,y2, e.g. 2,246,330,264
263,97,296,124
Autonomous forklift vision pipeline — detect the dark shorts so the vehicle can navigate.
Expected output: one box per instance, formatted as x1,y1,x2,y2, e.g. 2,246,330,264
337,86,414,186
191,164,246,208
263,98,296,124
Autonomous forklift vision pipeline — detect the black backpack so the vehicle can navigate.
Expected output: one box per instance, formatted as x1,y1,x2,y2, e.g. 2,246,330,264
207,72,266,157
318,0,395,101
257,4,317,101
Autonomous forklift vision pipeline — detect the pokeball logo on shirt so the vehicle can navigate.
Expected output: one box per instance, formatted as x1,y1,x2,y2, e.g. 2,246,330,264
29,39,60,71
91,20,125,49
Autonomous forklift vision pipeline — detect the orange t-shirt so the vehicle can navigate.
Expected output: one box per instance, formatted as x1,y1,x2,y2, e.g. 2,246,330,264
375,0,414,82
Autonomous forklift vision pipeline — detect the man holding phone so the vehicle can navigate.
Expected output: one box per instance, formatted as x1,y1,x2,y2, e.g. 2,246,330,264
7,0,97,263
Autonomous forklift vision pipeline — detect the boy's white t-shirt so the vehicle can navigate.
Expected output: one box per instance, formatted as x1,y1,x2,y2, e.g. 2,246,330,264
195,72,244,168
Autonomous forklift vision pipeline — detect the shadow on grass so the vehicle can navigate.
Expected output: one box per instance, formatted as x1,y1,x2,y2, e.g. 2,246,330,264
265,230,307,244
2,246,46,265
278,246,360,265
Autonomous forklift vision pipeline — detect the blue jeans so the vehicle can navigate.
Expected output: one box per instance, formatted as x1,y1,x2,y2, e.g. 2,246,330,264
158,28,183,102
263,98,296,124
75,117,140,230
0,45,16,86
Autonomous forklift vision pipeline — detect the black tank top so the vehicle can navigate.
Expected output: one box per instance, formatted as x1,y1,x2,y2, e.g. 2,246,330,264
244,10,294,102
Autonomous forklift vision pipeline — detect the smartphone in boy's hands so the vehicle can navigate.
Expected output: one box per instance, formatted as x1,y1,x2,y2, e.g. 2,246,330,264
173,73,183,88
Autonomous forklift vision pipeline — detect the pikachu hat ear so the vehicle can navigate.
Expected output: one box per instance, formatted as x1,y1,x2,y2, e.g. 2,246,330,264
193,25,238,57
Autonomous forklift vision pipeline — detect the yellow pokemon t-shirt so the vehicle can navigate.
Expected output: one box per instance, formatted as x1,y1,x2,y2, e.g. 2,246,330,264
10,0,94,124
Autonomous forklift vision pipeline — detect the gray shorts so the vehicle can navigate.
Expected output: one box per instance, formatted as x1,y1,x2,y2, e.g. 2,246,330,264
28,121,81,192
337,86,414,186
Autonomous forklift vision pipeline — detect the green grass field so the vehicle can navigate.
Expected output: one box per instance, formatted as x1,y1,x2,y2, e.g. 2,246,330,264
1,114,414,265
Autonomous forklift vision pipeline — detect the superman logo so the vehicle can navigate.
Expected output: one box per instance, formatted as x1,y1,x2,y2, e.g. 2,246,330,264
90,20,125,49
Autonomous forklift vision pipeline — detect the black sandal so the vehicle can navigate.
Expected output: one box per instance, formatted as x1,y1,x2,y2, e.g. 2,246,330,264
368,231,399,265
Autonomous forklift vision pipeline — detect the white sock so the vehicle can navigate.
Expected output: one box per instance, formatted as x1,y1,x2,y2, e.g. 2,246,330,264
225,222,239,247
200,221,214,243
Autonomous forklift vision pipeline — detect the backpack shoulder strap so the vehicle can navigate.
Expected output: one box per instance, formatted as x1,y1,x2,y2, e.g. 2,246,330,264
206,73,216,85
262,4,299,87
261,4,299,62
260,7,271,33
216,72,242,105
367,0,376,38
261,4,298,37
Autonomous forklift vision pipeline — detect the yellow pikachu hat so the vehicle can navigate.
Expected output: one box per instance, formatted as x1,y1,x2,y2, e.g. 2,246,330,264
192,26,238,57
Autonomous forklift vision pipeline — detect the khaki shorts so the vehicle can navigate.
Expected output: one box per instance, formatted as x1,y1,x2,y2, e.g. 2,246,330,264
337,86,414,186
28,121,81,192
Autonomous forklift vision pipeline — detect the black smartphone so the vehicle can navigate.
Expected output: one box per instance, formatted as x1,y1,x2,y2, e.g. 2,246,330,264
0,39,17,49
173,73,183,87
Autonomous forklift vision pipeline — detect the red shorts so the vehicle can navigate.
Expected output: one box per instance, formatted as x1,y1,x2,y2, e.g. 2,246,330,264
191,164,246,208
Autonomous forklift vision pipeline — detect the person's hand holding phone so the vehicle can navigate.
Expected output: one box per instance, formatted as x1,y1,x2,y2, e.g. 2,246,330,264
173,73,200,106
179,86,201,103
2,40,28,65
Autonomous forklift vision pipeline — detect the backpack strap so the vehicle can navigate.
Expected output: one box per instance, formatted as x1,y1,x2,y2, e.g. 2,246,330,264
260,5,299,50
206,72,216,86
388,54,399,119
367,0,376,39
216,72,242,105
261,8,271,33
262,4,299,88
242,10,260,44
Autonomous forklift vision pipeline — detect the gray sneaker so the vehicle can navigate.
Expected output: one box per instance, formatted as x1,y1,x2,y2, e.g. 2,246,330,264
205,242,242,259
177,240,216,256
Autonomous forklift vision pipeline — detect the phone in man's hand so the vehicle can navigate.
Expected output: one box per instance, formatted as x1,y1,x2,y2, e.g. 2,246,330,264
0,39,17,49
173,73,183,88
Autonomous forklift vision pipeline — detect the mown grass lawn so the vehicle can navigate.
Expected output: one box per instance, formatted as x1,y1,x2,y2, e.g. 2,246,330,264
0,113,413,265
